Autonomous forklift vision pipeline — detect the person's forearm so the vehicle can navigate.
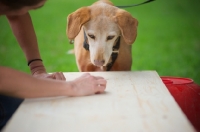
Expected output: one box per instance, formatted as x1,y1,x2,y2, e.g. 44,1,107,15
0,66,70,98
6,12,41,62
6,13,48,74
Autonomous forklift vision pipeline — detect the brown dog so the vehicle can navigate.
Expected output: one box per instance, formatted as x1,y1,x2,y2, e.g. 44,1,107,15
67,0,138,71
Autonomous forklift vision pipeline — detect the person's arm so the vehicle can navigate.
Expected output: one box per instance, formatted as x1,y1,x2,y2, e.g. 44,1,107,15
6,12,64,80
0,66,107,98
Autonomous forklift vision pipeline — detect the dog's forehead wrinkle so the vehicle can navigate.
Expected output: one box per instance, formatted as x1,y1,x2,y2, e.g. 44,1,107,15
108,31,118,36
87,30,95,34
87,17,119,31
90,2,117,17
87,3,119,33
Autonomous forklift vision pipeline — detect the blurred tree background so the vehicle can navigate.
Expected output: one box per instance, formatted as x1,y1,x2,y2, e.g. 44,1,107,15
0,0,200,84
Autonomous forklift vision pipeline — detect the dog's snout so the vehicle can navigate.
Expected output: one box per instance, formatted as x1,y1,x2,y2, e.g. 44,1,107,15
94,60,105,67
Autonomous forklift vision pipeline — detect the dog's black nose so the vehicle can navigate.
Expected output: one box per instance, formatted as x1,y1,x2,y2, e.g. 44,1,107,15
94,60,105,67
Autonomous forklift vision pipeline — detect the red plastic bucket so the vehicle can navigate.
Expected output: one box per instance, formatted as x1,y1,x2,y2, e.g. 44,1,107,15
161,76,200,131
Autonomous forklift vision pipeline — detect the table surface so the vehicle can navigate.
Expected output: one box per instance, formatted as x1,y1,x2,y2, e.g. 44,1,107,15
2,71,196,132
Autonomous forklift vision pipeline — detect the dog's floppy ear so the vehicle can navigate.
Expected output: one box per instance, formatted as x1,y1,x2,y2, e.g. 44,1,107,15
67,7,90,40
114,10,138,45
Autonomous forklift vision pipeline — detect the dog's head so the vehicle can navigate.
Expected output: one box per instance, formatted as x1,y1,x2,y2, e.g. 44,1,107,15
67,0,138,67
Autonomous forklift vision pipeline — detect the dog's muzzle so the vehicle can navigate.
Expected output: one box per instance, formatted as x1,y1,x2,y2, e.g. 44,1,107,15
83,30,121,71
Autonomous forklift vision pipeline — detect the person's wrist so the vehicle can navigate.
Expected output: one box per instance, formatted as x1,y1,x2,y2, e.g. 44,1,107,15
66,81,77,97
28,59,42,66
28,60,47,75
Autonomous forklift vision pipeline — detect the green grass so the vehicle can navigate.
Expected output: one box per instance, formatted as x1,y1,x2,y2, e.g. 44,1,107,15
0,0,200,84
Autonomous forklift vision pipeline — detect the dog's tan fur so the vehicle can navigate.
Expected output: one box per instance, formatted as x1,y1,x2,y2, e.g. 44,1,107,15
67,0,138,71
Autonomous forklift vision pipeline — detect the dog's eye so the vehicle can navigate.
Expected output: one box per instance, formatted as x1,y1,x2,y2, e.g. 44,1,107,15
88,34,95,39
107,36,115,40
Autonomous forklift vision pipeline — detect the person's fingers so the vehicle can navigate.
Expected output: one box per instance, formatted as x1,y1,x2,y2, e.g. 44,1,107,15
96,79,107,86
95,85,106,94
60,72,66,80
46,72,66,80
81,73,91,77
46,74,55,79
55,73,62,80
81,73,106,79
94,79,107,94
54,72,66,80
94,76,105,80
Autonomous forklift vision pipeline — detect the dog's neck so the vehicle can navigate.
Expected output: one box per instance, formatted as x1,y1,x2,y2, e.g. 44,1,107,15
83,30,120,71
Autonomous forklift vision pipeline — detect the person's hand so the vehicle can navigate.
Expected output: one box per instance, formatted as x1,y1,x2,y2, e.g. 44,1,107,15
33,72,66,80
30,64,66,80
69,73,107,96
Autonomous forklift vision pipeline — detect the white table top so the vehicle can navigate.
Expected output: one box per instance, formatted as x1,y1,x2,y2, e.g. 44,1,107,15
2,71,195,132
